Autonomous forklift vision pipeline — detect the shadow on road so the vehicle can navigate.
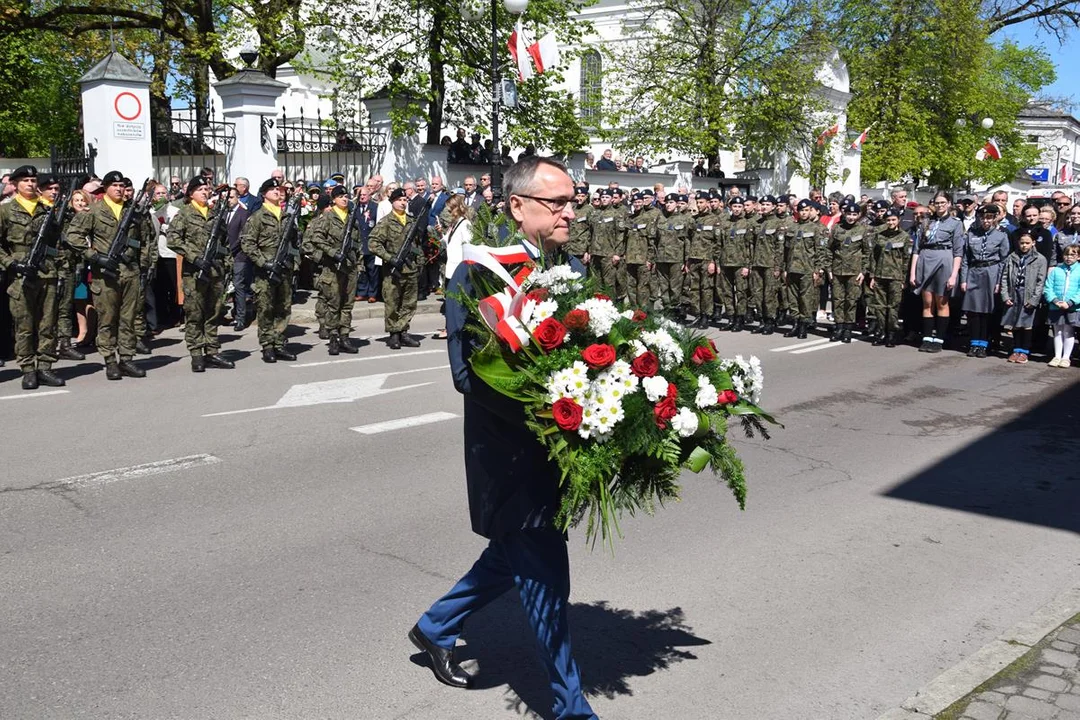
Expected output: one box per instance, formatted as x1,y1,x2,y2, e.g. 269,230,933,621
883,378,1080,534
412,598,709,719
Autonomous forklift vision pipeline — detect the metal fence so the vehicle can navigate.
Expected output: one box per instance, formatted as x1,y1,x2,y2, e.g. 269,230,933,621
153,104,235,185
49,142,97,186
276,109,385,188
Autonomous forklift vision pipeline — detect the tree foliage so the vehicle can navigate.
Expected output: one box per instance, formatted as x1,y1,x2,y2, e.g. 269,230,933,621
605,0,833,165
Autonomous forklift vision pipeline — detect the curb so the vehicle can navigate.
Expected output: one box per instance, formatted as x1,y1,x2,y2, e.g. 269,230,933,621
876,585,1080,719
289,298,444,325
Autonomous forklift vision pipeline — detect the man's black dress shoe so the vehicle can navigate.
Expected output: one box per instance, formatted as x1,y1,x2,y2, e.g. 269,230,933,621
408,624,471,689
205,354,235,369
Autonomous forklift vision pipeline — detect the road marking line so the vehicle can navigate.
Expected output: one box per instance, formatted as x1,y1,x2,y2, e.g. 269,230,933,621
770,338,830,352
350,412,460,435
0,389,70,401
28,454,222,492
291,348,445,368
791,341,848,354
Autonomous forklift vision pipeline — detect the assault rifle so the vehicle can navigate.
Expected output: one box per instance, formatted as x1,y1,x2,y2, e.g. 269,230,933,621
21,181,73,283
390,196,434,280
267,192,303,285
195,184,232,282
98,178,154,279
334,200,361,271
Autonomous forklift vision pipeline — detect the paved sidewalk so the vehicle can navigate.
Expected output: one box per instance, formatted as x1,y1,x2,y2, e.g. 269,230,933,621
288,290,443,324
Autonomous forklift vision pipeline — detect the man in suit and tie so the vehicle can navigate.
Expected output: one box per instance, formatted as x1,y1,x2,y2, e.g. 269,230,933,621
226,187,252,330
409,156,598,720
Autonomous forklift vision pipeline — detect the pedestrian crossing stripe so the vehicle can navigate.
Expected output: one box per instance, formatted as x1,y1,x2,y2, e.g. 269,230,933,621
770,338,830,353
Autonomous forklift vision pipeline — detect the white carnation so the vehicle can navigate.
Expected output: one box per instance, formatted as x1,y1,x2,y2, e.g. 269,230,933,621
671,407,700,437
641,376,669,402
695,375,718,409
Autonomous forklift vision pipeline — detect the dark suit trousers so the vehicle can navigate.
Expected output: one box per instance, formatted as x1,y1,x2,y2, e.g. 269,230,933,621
417,527,597,720
233,256,254,324
356,254,379,299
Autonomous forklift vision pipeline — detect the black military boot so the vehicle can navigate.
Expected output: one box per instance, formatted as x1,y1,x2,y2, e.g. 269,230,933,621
711,309,724,327
262,348,277,363
841,324,852,344
119,359,146,378
205,354,235,369
886,330,901,348
731,315,744,333
274,347,297,361
761,319,775,336
784,320,800,338
37,368,65,387
57,338,85,361
191,355,206,373
387,332,402,350
318,326,330,340
328,336,341,356
399,332,421,348
21,370,39,390
872,330,887,346
797,321,808,339
135,338,152,355
829,324,842,342
338,337,360,354
105,362,122,380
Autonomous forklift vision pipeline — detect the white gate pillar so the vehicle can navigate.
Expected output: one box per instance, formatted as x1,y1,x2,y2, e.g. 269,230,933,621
78,52,154,183
215,69,289,185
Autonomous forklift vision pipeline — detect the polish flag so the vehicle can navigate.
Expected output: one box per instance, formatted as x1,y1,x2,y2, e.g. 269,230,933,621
982,137,1001,160
508,20,534,81
527,32,560,74
850,126,871,150
816,123,840,147
1061,163,1071,183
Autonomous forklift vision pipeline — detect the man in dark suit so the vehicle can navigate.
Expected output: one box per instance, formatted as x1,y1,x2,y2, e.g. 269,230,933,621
225,187,252,329
409,156,598,720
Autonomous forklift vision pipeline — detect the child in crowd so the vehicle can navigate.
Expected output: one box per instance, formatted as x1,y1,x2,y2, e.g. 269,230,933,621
1043,243,1080,367
1000,230,1047,364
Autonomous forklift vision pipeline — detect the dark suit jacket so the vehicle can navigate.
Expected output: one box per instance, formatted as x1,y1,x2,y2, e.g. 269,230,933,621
446,245,586,539
227,204,250,260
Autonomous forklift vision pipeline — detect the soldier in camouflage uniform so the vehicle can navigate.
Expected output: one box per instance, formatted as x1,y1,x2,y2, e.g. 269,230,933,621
868,208,912,347
566,185,592,264
304,185,364,356
826,202,870,343
241,178,299,363
862,199,890,338
639,190,665,308
784,199,828,339
624,192,657,309
369,187,422,350
66,171,152,380
655,193,689,319
166,176,236,372
588,189,625,298
0,165,65,389
749,195,783,335
37,175,86,363
774,197,796,328
707,190,728,325
686,190,717,328
125,177,157,356
718,196,753,332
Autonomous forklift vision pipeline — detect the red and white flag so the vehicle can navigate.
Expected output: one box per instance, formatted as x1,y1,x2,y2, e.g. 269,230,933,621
509,22,560,81
508,20,534,82
849,126,871,150
1061,163,1071,183
527,32,560,74
981,137,1001,160
816,123,840,147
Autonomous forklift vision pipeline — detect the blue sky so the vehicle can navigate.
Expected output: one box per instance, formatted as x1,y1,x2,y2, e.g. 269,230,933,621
999,22,1079,105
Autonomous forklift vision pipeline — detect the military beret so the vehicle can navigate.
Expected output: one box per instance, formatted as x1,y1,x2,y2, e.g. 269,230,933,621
841,202,860,214
389,187,407,202
678,194,689,203
631,193,642,202
664,193,679,203
37,173,60,188
259,177,283,194
330,185,348,199
872,199,890,210
121,177,133,188
9,164,37,182
612,188,624,197
186,176,211,195
813,202,828,213
760,195,777,204
600,188,614,197
746,196,758,203
574,185,589,195
640,189,654,197
885,208,902,219
728,196,745,206
101,170,125,187
796,199,813,210
695,190,710,201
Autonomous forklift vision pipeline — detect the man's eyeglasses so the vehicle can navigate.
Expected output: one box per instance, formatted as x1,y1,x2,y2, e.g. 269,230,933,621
517,193,573,213
1056,201,1072,207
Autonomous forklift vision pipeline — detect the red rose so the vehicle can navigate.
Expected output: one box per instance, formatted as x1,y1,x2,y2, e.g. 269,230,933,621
594,293,611,301
564,308,590,331
691,344,717,365
666,382,678,400
581,343,617,369
630,351,659,378
534,318,567,351
717,389,739,405
526,288,549,302
631,310,647,323
552,398,583,431
653,397,678,429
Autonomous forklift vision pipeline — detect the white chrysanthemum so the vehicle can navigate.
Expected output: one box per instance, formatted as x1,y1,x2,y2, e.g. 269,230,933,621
642,376,669,402
630,339,648,357
720,353,764,404
523,265,584,295
671,407,700,437
695,375,718,409
640,329,685,370
575,297,623,336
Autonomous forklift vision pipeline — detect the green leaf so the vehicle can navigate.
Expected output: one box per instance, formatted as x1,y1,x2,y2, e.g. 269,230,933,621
686,445,712,473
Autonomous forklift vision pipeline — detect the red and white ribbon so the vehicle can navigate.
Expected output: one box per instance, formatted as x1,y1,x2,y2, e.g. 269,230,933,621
462,244,537,352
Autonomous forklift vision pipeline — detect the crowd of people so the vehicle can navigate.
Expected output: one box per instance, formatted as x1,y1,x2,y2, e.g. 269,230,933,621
3,154,1080,390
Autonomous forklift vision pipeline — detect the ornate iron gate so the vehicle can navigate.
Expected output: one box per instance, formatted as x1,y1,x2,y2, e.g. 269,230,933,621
153,104,236,185
276,109,385,189
49,142,97,186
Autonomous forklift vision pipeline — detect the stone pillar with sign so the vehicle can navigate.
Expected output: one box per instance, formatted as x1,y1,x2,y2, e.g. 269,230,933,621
78,52,154,184
215,69,289,185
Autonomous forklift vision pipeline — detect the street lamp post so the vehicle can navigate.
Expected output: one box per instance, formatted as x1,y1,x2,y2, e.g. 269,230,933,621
1049,143,1069,184
488,0,528,202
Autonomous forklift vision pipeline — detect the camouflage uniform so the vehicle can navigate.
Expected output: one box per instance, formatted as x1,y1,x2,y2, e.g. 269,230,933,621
718,215,753,322
750,215,784,326
655,210,689,313
368,213,419,334
304,208,359,339
166,201,227,357
0,198,57,372
870,226,913,340
785,219,827,331
241,203,296,352
624,207,657,309
589,205,625,297
686,210,717,321
826,222,870,325
567,202,593,261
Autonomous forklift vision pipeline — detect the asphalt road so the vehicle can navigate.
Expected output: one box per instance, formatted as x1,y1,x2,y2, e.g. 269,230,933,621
1,312,1078,720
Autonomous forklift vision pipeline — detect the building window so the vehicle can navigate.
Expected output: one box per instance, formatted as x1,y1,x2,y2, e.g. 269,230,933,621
1027,135,1040,144
580,49,602,124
